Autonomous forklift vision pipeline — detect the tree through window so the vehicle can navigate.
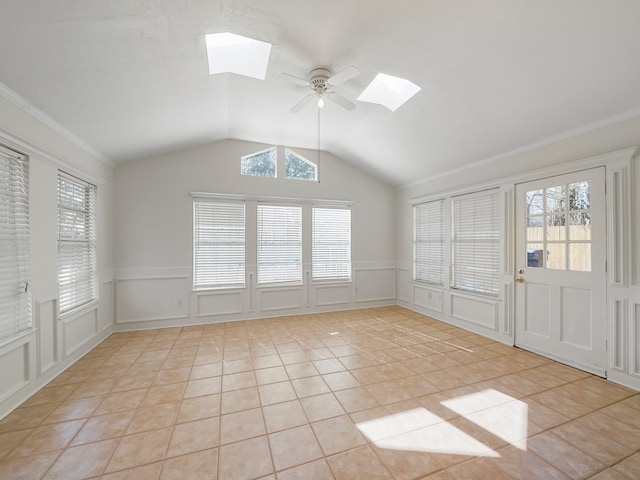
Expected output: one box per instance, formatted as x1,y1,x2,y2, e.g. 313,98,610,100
241,147,276,177
285,149,317,181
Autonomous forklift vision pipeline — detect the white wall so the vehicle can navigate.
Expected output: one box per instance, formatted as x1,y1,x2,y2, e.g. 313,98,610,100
0,94,114,420
396,115,640,390
113,139,396,330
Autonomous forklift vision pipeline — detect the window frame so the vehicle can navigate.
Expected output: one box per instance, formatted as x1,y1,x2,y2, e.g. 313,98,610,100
312,206,351,283
193,198,246,290
413,199,445,286
57,171,98,317
0,145,32,343
450,188,500,296
257,203,303,286
284,148,318,182
240,147,277,178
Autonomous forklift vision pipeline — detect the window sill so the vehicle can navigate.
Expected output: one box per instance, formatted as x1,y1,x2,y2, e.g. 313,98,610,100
193,285,246,293
0,328,35,351
449,287,500,301
256,282,303,289
412,281,445,290
59,299,99,322
312,279,352,285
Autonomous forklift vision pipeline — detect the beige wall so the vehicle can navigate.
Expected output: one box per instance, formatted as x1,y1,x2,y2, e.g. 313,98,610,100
113,139,397,329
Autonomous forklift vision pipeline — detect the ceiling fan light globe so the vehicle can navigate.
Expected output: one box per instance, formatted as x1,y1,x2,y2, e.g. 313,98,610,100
317,97,325,108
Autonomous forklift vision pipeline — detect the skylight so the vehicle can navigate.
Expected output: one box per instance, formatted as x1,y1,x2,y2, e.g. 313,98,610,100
357,73,421,111
205,32,271,80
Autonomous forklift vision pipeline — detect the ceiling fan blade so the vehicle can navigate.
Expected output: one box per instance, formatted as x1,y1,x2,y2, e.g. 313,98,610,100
328,65,360,86
281,72,310,87
327,92,356,111
290,93,316,113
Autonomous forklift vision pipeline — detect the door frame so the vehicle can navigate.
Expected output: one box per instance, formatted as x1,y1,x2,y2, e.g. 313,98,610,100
513,166,608,377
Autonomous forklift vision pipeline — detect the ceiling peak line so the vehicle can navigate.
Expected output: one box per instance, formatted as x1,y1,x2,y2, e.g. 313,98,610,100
0,81,114,168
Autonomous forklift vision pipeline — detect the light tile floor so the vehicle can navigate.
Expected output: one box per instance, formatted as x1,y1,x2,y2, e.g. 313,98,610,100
1,306,639,479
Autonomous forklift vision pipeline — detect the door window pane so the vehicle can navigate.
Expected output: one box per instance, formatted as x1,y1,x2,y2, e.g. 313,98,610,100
526,189,544,215
569,181,590,210
546,186,566,213
569,213,591,241
527,244,545,268
569,243,591,272
546,243,566,270
546,214,566,241
526,216,543,242
524,179,592,272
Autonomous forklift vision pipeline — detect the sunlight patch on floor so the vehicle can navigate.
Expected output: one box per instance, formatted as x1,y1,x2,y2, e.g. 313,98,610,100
441,389,529,450
356,407,500,457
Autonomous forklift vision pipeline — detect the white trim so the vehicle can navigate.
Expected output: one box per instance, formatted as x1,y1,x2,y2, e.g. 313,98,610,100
190,191,353,207
0,81,113,168
0,127,108,184
116,275,190,282
402,108,640,190
410,147,639,204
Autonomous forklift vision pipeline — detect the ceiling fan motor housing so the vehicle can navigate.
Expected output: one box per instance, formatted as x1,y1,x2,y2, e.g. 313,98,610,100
310,68,332,93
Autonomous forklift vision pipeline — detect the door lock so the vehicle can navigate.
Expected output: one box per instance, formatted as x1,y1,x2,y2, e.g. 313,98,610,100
518,269,524,274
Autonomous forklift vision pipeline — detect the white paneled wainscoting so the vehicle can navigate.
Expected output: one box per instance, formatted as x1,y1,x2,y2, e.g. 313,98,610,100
0,275,114,420
113,262,397,331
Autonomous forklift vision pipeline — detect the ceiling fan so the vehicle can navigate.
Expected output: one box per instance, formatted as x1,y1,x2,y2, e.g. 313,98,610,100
282,66,360,113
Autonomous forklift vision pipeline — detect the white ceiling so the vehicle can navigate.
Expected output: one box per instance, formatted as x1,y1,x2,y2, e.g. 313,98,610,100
1,1,639,186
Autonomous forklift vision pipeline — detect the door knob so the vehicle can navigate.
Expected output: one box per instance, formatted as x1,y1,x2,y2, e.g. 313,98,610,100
516,277,525,283
518,269,524,274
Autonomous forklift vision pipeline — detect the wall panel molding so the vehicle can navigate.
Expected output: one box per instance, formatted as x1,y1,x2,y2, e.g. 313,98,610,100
116,276,190,323
314,284,351,307
196,290,244,317
607,161,632,287
0,335,33,404
450,292,499,329
413,284,444,313
112,263,397,331
354,267,396,303
63,309,98,358
36,299,58,376
260,287,303,312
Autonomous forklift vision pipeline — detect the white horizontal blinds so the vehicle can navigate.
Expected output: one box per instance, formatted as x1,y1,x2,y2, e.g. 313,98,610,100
193,200,245,289
257,204,302,285
414,200,445,285
451,189,500,295
0,146,31,341
58,172,97,315
312,207,351,281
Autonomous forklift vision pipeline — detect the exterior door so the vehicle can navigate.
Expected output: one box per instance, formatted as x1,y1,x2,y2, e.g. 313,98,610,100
514,167,606,376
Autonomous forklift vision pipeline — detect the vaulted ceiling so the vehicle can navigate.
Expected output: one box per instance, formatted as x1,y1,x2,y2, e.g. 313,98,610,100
1,1,639,186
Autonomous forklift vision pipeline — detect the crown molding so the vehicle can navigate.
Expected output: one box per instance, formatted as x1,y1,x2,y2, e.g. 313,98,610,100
401,105,640,191
0,81,114,168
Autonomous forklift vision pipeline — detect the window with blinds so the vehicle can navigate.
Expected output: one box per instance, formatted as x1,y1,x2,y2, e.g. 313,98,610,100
0,146,31,342
312,207,351,282
414,200,445,285
451,189,500,295
257,204,302,285
58,172,97,315
193,200,245,289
